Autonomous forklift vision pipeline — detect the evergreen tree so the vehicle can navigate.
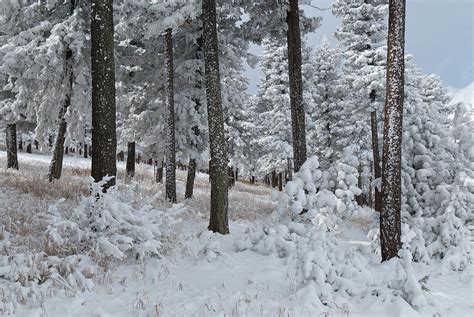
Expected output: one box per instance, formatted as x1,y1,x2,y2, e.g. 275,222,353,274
203,0,229,234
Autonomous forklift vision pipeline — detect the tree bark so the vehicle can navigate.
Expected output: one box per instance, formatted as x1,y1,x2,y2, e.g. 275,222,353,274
156,161,164,183
49,13,75,183
278,172,283,191
91,0,117,190
380,0,406,262
26,143,31,153
203,0,229,234
286,0,307,173
164,28,177,203
371,110,382,212
126,141,135,177
185,159,197,199
6,123,18,170
84,143,88,158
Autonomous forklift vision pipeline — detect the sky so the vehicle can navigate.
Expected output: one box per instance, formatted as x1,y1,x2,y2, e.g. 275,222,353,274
246,0,474,94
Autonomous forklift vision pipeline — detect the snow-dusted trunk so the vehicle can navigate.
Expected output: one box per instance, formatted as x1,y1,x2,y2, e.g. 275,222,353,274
380,0,406,262
164,28,177,203
185,159,196,199
126,141,135,177
203,0,229,234
91,0,117,190
286,0,307,173
6,123,18,170
371,110,382,212
48,42,74,181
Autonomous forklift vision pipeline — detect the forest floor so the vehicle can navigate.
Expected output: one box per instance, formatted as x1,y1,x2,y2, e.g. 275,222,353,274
0,151,472,316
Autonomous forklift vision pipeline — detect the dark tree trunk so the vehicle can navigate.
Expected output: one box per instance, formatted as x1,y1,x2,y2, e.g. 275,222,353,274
6,123,18,170
26,143,31,153
185,159,197,199
126,141,135,177
235,168,238,182
156,161,164,183
34,140,39,150
91,0,117,190
380,0,406,262
164,28,177,203
18,135,23,151
278,172,283,191
203,0,229,234
371,110,382,212
286,0,307,173
84,143,88,158
49,8,75,183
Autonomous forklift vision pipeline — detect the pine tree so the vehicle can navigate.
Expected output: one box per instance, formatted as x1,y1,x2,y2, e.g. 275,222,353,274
287,0,306,172
203,0,229,234
164,28,177,203
91,0,117,189
48,0,77,182
380,0,406,261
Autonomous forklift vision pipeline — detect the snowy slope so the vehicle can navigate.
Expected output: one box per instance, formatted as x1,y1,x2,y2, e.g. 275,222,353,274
0,151,472,317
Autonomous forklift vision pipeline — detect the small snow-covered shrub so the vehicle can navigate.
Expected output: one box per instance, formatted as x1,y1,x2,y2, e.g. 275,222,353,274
46,178,181,265
333,147,362,215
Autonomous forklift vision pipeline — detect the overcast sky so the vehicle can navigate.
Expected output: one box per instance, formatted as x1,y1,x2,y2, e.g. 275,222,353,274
246,0,474,94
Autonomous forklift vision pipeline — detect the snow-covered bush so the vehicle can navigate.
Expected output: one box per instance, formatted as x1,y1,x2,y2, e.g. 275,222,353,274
334,147,362,215
46,178,180,264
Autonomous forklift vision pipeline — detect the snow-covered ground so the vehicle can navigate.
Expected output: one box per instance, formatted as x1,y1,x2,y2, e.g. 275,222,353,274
0,151,472,316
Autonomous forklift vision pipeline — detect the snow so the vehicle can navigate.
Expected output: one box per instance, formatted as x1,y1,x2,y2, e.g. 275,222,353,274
0,151,472,316
448,82,474,107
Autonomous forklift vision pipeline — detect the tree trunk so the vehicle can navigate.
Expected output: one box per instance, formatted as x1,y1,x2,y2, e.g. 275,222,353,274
203,0,229,234
48,6,75,183
380,0,406,262
371,110,382,212
26,143,31,153
6,123,18,169
18,134,23,151
84,143,88,158
91,0,117,190
287,0,307,173
164,28,177,203
278,172,283,191
156,161,164,183
126,141,135,177
185,159,197,199
35,140,39,150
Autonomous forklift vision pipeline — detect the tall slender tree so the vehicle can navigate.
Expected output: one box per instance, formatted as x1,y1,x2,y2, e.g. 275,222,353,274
380,0,406,261
91,0,117,189
203,0,229,234
164,28,177,203
286,0,307,172
48,0,76,182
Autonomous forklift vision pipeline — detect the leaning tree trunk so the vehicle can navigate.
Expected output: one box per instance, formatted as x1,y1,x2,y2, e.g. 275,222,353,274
48,0,76,182
371,110,382,212
126,141,135,177
203,0,229,234
164,28,177,203
185,159,197,199
91,0,117,190
6,123,19,169
287,0,307,173
380,0,406,262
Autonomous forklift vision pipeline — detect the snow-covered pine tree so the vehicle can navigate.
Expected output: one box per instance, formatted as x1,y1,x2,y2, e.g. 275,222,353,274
305,39,341,171
333,0,389,210
256,38,292,179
